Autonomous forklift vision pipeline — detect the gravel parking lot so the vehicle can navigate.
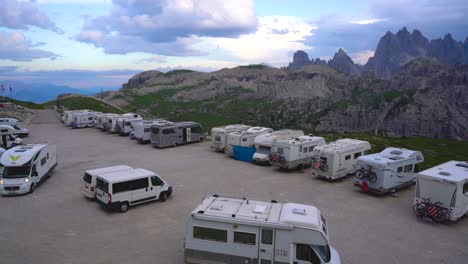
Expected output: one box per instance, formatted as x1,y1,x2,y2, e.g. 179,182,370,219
0,110,467,264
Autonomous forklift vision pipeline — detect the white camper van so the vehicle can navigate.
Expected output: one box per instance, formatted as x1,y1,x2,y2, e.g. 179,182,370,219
414,161,468,222
0,126,22,149
133,119,170,144
253,129,304,164
184,195,341,264
0,124,29,138
310,139,371,180
81,165,133,199
354,148,424,194
211,124,251,152
0,118,20,126
95,168,173,212
225,127,273,156
72,111,99,128
100,113,119,131
116,114,143,136
65,110,87,126
270,135,326,170
0,144,57,195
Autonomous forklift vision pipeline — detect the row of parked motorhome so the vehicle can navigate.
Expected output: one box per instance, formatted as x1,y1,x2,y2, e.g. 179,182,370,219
210,124,468,223
60,110,205,148
0,117,30,154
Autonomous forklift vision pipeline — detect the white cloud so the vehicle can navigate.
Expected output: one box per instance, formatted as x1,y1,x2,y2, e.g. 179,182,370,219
350,18,387,25
0,30,58,61
350,50,374,65
201,16,316,66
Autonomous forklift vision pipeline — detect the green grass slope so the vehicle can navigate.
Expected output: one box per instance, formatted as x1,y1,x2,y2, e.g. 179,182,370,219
2,97,44,109
45,96,124,113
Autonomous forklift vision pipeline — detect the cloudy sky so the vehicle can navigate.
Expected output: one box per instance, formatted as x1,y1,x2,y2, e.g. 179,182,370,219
0,0,467,88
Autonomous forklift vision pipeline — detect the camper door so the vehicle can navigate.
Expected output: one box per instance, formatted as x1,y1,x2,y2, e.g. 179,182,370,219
185,127,192,143
259,228,275,264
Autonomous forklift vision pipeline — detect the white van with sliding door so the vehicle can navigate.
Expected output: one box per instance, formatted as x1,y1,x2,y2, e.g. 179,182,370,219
81,165,133,199
95,168,173,212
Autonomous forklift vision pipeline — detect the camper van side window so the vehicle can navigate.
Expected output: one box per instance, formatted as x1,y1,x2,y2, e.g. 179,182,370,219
345,155,351,160
162,129,175,134
233,232,256,245
242,138,247,142
144,128,151,133
296,244,321,264
47,153,49,160
397,167,403,173
278,148,284,154
41,157,47,166
309,146,314,152
130,178,149,190
191,126,202,133
113,181,132,194
88,117,93,121
354,152,361,159
193,226,227,243
304,147,308,153
299,146,303,152
463,182,468,194
404,164,413,173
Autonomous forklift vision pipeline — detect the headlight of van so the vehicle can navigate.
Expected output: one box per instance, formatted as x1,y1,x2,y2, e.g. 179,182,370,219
24,178,30,183
0,179,3,185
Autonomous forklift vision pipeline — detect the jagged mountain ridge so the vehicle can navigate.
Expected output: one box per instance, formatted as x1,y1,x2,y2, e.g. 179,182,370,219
103,59,468,141
289,27,468,78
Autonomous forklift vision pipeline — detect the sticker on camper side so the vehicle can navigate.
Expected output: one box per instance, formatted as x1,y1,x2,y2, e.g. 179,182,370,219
10,155,21,161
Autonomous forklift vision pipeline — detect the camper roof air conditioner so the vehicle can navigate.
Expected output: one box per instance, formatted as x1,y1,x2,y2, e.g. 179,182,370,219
210,204,224,211
439,171,451,176
390,150,403,155
292,208,307,215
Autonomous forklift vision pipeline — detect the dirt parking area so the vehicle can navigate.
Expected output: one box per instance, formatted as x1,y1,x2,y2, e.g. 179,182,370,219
0,110,467,264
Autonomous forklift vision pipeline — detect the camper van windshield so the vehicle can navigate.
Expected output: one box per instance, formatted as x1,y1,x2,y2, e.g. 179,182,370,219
151,127,160,134
257,146,271,154
3,166,31,178
311,244,331,263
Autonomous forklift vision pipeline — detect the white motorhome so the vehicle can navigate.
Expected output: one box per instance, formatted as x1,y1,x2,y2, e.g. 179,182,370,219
0,144,57,195
414,161,468,222
0,118,20,126
253,129,304,164
65,110,89,127
310,139,371,180
354,148,424,194
0,124,29,138
184,195,341,264
0,126,22,149
225,127,273,156
72,111,99,128
133,119,170,144
107,113,140,134
116,114,143,136
270,135,326,170
82,165,133,199
95,168,173,212
99,113,119,131
211,124,251,152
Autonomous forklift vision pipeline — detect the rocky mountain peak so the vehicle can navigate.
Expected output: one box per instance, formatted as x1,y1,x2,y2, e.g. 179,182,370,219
328,48,361,75
288,50,311,70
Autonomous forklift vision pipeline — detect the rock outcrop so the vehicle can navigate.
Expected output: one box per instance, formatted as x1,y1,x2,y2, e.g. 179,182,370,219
288,50,311,70
328,49,361,76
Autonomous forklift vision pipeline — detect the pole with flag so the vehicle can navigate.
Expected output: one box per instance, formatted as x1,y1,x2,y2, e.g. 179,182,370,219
10,85,12,99
1,83,4,103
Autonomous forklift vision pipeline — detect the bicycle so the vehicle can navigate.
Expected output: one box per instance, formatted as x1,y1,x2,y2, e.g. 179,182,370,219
413,197,450,222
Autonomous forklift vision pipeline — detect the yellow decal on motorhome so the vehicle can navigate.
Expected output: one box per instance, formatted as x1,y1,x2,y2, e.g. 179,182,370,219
10,155,21,161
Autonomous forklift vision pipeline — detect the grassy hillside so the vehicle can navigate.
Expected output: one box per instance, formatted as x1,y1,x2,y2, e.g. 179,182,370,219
45,96,124,113
319,133,468,170
2,97,44,109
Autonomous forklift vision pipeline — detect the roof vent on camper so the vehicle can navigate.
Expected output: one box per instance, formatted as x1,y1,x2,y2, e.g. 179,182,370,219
390,150,403,155
292,208,307,216
388,156,404,160
439,171,451,176
253,205,267,214
14,150,27,152
210,204,224,211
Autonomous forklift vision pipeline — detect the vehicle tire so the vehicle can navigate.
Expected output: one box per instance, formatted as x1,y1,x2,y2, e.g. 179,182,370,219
413,203,426,218
355,170,364,179
119,202,129,213
159,192,167,202
29,183,36,194
167,187,173,197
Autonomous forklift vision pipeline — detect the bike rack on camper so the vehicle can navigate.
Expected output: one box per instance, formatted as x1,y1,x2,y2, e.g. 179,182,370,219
252,129,304,164
414,161,468,222
270,135,326,170
310,139,371,180
354,147,424,194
